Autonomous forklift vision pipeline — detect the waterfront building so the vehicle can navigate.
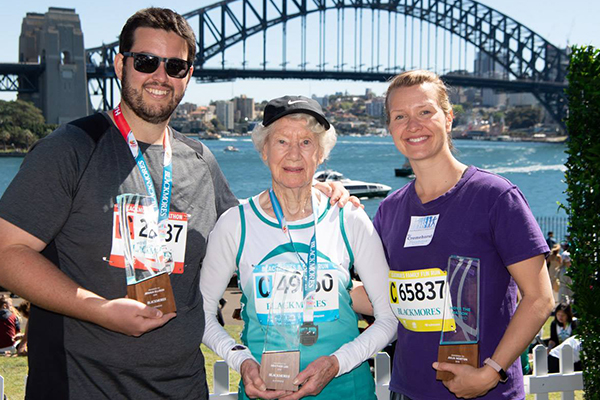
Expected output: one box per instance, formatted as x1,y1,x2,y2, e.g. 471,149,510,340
233,95,255,122
312,94,329,108
366,97,385,117
215,100,235,130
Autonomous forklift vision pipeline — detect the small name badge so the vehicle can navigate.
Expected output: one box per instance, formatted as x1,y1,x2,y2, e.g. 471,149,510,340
404,214,440,248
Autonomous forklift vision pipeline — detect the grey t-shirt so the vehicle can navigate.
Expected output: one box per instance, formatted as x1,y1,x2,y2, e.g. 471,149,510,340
0,113,238,399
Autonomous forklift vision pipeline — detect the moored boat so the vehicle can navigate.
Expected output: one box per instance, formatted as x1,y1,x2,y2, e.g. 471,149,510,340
313,170,391,198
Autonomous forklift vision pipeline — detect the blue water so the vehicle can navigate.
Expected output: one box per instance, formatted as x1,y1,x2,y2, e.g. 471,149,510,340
207,136,568,219
0,136,568,219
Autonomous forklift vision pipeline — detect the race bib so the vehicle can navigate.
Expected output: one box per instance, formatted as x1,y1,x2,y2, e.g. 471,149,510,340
404,214,439,248
108,204,189,274
254,262,339,326
389,268,454,332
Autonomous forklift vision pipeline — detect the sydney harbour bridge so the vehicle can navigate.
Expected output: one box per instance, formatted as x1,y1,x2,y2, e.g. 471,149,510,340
0,0,569,127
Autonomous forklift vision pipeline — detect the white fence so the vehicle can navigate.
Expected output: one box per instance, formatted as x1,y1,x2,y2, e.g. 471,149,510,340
524,344,583,400
0,349,583,399
209,352,392,400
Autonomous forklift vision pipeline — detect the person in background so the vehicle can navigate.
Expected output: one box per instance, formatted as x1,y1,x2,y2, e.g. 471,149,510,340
201,96,397,400
548,335,581,373
0,294,20,353
546,231,557,249
558,253,574,303
376,70,554,399
546,244,563,301
548,302,577,352
16,300,30,356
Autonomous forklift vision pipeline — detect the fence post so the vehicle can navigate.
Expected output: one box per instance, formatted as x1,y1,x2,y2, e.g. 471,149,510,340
211,360,238,399
559,345,575,400
1,374,4,400
374,352,391,400
532,344,550,400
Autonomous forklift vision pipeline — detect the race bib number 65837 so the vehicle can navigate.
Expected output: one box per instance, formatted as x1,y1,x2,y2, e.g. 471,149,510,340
389,268,454,332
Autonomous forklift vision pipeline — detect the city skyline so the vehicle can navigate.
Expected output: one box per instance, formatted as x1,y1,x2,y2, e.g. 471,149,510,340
1,0,598,107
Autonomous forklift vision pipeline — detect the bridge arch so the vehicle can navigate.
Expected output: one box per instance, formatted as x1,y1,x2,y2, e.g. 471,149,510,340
85,0,568,125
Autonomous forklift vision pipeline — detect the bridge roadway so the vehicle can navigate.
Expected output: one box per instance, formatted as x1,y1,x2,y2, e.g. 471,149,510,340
0,63,44,92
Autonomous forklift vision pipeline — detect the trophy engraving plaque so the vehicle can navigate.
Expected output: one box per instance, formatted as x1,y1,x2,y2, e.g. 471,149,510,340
257,267,302,391
117,194,176,314
260,351,300,391
436,256,480,381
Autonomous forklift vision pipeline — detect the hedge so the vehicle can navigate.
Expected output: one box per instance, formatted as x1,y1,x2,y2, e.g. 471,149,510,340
565,45,600,399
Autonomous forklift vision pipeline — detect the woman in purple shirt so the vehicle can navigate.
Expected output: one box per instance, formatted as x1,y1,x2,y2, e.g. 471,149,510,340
374,70,554,399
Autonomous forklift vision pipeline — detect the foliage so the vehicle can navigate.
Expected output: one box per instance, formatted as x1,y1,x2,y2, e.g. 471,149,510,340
0,100,54,151
452,104,465,126
210,117,226,133
505,106,542,129
564,45,600,400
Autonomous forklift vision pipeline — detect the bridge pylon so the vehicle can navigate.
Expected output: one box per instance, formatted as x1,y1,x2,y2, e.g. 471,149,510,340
19,7,88,125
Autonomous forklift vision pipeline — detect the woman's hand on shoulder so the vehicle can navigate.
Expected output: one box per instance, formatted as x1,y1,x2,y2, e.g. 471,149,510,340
313,181,363,208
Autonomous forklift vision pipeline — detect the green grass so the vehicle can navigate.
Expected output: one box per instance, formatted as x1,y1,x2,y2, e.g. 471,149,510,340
0,322,585,399
203,325,243,394
0,356,27,400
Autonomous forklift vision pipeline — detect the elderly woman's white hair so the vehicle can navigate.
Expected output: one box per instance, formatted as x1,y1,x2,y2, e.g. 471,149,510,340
251,113,337,165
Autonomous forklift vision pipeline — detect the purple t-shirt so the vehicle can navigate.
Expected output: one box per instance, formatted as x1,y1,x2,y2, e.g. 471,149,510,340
373,166,548,400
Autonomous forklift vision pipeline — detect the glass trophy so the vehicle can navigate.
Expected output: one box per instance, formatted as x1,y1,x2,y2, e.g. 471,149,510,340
436,256,480,381
259,266,302,392
116,193,176,314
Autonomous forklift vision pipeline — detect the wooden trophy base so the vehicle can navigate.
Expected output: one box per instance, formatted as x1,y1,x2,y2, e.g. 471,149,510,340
260,350,300,391
127,272,176,314
436,343,479,381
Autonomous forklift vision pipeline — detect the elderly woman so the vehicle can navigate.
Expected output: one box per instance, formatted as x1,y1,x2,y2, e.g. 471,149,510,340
201,95,396,400
375,70,554,399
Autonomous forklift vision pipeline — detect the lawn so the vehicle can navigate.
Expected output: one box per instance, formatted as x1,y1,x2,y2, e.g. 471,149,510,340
0,322,584,400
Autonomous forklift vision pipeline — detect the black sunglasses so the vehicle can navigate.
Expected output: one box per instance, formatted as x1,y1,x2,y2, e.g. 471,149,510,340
122,52,192,79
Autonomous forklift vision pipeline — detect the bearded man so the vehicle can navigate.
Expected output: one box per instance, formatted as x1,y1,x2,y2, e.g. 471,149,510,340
0,8,350,399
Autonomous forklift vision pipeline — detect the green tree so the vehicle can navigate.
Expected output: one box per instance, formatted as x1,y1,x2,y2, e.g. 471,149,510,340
210,117,226,133
0,129,10,151
0,99,52,150
504,106,542,129
564,45,600,399
452,104,465,126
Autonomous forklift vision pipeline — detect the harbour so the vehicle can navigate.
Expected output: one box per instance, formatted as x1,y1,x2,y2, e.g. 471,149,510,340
0,136,568,223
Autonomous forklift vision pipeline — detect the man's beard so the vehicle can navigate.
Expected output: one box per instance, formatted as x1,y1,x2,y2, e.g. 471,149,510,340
121,68,184,124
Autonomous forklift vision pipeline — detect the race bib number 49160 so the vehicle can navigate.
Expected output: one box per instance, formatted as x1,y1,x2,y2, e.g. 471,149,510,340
254,263,339,326
389,268,454,332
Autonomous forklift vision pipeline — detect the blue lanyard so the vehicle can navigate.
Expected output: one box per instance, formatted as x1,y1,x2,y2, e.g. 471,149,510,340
113,105,173,226
269,189,318,322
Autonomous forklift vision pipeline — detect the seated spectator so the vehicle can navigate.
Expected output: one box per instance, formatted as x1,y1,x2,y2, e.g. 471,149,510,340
548,302,577,352
548,335,581,373
0,294,20,353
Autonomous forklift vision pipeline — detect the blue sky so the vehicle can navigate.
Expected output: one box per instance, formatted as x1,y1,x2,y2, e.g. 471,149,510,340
2,0,598,106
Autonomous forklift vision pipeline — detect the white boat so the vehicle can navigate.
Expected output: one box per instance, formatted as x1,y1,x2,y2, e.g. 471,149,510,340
223,145,239,152
313,170,391,198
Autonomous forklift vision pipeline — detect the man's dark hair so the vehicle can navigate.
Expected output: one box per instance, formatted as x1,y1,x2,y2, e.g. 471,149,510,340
119,7,197,63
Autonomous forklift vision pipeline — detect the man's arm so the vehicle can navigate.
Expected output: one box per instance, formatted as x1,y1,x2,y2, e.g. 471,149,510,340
0,217,174,337
433,254,554,398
